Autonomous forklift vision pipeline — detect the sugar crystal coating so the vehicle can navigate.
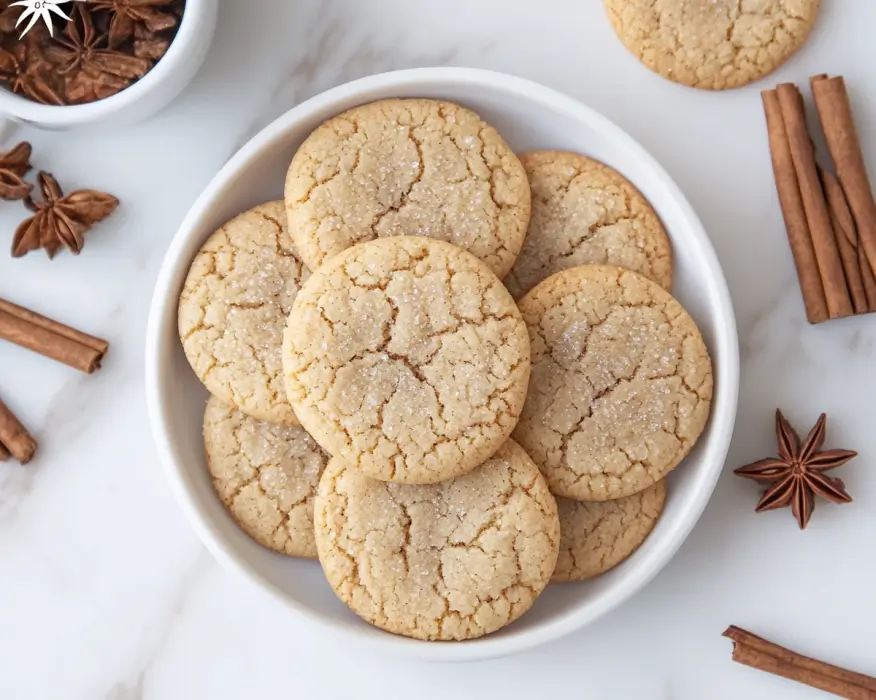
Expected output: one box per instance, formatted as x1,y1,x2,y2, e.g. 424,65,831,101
314,439,559,640
283,236,531,484
514,265,713,501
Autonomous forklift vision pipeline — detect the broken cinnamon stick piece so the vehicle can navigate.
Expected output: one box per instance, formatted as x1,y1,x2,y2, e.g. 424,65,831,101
822,168,869,313
724,626,876,698
811,76,876,283
777,83,854,319
762,89,830,323
0,297,109,374
0,395,36,465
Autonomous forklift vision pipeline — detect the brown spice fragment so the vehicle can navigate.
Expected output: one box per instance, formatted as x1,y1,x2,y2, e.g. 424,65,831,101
734,410,855,530
0,42,64,105
821,168,869,314
724,626,876,699
812,76,876,287
0,142,33,202
45,5,151,104
776,83,853,319
12,172,119,259
0,395,37,465
0,297,109,373
761,89,829,323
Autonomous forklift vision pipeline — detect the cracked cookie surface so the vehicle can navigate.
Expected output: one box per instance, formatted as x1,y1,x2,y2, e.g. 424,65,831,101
553,480,666,582
505,151,672,300
314,439,559,641
179,201,310,425
284,98,531,278
513,265,713,501
604,0,819,90
283,236,531,484
203,395,329,558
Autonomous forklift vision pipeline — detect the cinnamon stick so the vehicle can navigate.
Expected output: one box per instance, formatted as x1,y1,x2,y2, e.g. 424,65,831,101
724,626,876,699
762,89,830,323
811,76,876,283
776,83,854,319
0,441,10,461
860,243,876,311
822,168,869,313
0,297,109,373
0,395,36,465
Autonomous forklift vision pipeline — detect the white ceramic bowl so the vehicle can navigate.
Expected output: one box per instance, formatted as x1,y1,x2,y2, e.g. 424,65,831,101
0,0,217,130
146,68,739,662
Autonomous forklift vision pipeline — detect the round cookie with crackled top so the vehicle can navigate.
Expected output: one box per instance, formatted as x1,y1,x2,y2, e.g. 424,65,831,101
513,265,713,502
314,439,560,641
203,396,329,558
178,201,310,425
553,480,666,583
504,150,672,300
282,236,531,485
604,0,820,91
284,98,531,279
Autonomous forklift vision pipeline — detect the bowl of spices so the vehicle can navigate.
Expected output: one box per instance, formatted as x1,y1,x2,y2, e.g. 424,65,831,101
0,0,217,129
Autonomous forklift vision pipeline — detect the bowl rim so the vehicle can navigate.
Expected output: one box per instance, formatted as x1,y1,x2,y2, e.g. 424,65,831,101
0,0,211,127
145,66,740,662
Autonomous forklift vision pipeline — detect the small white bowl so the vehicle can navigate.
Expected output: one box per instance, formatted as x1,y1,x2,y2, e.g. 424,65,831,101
146,68,739,662
0,0,217,130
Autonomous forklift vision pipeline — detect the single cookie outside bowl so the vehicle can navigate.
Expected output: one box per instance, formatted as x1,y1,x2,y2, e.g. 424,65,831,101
513,265,713,502
604,0,820,91
284,98,531,279
504,150,672,300
553,480,666,583
314,439,560,641
178,201,309,425
203,396,329,558
283,236,531,485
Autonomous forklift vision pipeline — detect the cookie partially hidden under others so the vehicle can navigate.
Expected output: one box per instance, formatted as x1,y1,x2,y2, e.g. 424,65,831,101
514,265,713,501
283,236,531,485
178,201,310,425
505,150,672,300
203,396,329,558
285,98,531,278
553,480,666,583
314,439,560,641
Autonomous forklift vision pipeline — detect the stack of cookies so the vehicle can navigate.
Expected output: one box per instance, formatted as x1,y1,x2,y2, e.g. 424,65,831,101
177,98,714,642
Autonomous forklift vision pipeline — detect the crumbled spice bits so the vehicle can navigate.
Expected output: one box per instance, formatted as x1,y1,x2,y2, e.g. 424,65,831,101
0,0,186,106
12,171,119,259
0,141,33,201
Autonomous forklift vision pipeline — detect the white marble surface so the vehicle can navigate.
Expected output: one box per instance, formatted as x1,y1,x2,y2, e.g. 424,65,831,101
2,1,876,698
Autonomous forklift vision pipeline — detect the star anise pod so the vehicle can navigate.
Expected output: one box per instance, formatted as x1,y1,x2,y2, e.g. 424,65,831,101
44,5,150,104
734,410,857,529
132,21,169,60
0,41,64,105
85,0,178,49
0,141,33,201
12,172,119,259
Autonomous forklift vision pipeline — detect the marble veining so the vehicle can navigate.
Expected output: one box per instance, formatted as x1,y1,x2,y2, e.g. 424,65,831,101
2,1,876,698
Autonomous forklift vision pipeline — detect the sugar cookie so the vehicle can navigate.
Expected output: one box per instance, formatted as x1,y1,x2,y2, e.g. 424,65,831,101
285,98,530,278
604,0,820,90
179,201,309,425
505,150,672,300
314,439,559,641
203,396,329,558
283,236,531,484
553,481,666,582
514,265,712,501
